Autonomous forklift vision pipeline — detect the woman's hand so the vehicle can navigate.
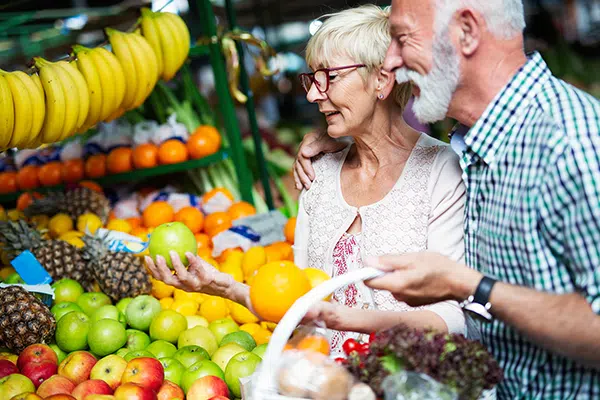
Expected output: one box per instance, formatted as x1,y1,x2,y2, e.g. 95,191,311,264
302,301,344,330
294,131,346,190
145,251,239,299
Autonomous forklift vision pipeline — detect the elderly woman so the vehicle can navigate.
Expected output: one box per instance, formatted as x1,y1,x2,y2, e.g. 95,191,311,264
146,5,466,356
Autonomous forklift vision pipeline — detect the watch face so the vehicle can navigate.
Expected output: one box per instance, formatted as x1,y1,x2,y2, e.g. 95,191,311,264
464,302,493,322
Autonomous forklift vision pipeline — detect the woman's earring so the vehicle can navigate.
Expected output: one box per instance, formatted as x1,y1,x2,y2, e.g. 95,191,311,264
378,93,384,100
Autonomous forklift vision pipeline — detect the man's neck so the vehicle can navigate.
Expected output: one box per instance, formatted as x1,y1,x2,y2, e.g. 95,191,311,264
448,43,528,128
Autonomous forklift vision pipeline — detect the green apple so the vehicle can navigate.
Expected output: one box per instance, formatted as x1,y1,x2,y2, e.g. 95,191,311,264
159,357,185,386
177,326,218,356
173,345,210,368
0,373,35,399
251,343,267,359
116,297,133,314
125,329,151,351
55,311,90,352
181,359,225,393
116,348,130,358
4,273,23,284
149,310,187,344
208,318,239,344
146,340,177,359
91,305,127,328
123,350,155,362
77,292,111,316
186,315,209,329
51,302,84,322
148,221,197,268
220,331,256,352
52,278,84,304
225,351,262,398
49,343,68,364
88,318,127,357
125,295,161,331
211,343,246,372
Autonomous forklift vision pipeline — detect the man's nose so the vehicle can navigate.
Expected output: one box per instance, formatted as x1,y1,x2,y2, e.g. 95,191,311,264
383,41,404,73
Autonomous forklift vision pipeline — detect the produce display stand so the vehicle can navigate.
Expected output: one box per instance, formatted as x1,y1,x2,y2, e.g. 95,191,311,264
0,0,277,208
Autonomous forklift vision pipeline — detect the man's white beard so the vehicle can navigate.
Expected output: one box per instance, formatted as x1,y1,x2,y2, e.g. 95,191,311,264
395,28,461,124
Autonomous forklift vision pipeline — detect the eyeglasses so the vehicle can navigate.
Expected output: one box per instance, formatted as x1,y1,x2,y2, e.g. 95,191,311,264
299,64,366,93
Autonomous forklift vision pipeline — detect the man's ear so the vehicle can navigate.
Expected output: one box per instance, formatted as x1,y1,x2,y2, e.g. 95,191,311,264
455,8,482,57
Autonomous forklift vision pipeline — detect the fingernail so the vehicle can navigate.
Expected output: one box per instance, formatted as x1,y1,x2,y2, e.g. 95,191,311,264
144,256,151,264
169,250,178,257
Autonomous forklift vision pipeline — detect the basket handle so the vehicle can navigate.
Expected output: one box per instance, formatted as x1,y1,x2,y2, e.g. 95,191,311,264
251,267,386,397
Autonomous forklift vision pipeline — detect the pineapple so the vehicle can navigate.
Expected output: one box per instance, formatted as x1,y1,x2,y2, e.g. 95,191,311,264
0,286,55,353
24,187,111,224
0,220,95,291
81,234,151,302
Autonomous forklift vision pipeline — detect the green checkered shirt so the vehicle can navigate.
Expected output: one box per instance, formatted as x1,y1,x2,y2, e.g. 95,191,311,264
451,52,600,399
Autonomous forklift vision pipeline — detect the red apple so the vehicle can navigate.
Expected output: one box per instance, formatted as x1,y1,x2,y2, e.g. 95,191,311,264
208,397,229,400
17,344,58,371
9,392,43,400
21,360,58,387
44,395,77,400
114,383,157,400
86,395,115,400
0,359,19,378
186,376,229,400
0,352,18,365
71,379,113,400
156,380,184,400
58,351,97,385
36,375,75,398
121,357,164,392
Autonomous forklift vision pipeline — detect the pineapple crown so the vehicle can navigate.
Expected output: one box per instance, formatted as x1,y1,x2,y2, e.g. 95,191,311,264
23,192,65,218
0,219,44,256
80,232,111,261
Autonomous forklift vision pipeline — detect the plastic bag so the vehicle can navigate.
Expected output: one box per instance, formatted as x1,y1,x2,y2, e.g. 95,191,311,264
133,120,159,146
381,371,458,400
60,138,84,161
202,191,233,214
211,226,260,258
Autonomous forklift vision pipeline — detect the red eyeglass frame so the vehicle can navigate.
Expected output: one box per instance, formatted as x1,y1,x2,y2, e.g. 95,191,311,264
299,63,366,93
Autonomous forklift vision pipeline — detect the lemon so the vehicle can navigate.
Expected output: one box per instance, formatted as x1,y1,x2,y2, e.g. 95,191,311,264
199,296,229,322
49,213,74,238
220,262,243,282
59,230,84,240
7,209,24,221
205,257,220,270
0,266,16,280
260,321,277,331
77,213,102,234
170,299,199,316
63,237,85,248
193,293,206,304
174,288,196,302
152,278,175,299
252,328,272,345
239,323,261,336
242,246,266,278
106,218,132,234
30,214,50,230
160,297,174,309
304,267,332,301
229,301,259,325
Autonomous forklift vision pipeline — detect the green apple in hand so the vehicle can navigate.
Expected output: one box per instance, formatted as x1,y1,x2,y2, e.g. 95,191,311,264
52,279,84,304
148,222,197,268
149,310,187,344
55,311,90,352
125,295,161,331
77,292,111,316
88,318,127,357
208,318,239,344
181,359,224,393
225,351,261,398
146,340,177,359
173,345,210,369
51,302,84,322
159,357,186,386
177,326,218,356
125,329,151,352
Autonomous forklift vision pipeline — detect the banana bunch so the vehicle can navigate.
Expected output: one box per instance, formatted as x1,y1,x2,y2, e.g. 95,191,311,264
71,45,127,126
106,28,159,114
0,69,45,150
140,8,190,81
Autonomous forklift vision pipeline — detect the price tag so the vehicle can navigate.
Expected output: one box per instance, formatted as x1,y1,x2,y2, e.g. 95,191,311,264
233,210,288,246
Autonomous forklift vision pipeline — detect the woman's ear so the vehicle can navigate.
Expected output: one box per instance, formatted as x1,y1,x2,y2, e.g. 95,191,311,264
376,67,396,100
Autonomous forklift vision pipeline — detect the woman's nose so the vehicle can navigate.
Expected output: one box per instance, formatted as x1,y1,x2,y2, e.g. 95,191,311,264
306,83,327,103
383,41,404,73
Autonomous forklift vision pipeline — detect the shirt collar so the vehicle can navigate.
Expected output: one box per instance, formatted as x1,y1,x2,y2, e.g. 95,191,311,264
457,52,551,166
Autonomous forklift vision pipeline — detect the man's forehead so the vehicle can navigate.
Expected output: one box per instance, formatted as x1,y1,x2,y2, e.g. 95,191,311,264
390,0,434,28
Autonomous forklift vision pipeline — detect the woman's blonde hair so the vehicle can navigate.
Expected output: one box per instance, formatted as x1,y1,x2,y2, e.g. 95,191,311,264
305,4,412,110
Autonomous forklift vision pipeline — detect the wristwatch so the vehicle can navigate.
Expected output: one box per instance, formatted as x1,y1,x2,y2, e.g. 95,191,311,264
460,276,497,322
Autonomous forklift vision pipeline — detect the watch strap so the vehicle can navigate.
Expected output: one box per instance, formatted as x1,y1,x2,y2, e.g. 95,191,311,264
462,276,497,322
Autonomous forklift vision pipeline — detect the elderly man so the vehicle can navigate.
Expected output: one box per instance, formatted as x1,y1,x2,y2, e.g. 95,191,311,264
294,0,600,398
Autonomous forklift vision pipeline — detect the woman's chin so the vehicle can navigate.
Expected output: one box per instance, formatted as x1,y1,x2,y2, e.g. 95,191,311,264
326,126,345,138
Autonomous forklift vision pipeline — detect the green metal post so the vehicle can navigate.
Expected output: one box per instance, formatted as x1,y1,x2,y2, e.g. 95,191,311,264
223,0,275,210
195,0,254,204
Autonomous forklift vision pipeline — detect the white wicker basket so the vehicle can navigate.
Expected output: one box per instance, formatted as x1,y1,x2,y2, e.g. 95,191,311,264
246,267,386,400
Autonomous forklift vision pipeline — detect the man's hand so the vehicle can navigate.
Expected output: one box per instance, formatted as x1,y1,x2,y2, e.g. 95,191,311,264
293,132,346,190
365,252,482,306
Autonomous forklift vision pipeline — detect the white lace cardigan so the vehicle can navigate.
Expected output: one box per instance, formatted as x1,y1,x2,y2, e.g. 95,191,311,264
292,134,467,335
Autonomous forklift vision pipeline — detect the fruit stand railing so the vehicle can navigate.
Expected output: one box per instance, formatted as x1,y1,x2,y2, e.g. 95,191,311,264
0,0,276,209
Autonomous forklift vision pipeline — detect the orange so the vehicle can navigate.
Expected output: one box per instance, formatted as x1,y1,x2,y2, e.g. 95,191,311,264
0,172,17,194
79,180,103,193
264,245,282,263
195,233,211,250
142,201,174,228
16,192,42,211
227,201,256,221
84,154,107,178
284,217,296,244
126,217,142,230
187,126,221,159
174,206,204,234
304,267,332,301
16,165,39,190
249,260,312,323
197,247,212,260
61,159,85,183
132,143,159,169
131,227,150,242
296,335,330,355
158,139,188,165
204,212,232,237
38,161,62,186
202,187,234,204
268,241,294,261
252,328,273,345
107,147,133,174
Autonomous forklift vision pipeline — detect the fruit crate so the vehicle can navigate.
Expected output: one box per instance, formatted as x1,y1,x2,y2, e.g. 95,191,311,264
247,267,386,399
